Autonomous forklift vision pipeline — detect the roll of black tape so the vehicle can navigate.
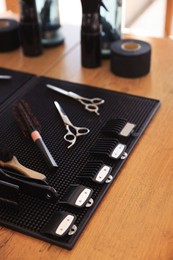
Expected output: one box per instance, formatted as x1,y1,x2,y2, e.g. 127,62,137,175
110,39,151,78
0,19,20,52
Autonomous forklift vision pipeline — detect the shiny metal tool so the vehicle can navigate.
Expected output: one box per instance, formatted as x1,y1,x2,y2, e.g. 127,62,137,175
0,75,12,79
47,84,105,115
54,101,90,148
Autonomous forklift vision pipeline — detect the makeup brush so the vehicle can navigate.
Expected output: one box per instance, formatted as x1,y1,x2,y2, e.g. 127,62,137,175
13,100,58,170
0,143,46,180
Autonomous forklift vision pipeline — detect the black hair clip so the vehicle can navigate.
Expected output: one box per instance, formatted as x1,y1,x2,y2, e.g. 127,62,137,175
102,118,137,142
78,160,113,184
90,138,128,160
59,184,94,208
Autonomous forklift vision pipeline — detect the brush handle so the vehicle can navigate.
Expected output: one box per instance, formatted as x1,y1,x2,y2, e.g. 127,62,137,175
14,101,58,170
0,156,46,180
35,138,58,169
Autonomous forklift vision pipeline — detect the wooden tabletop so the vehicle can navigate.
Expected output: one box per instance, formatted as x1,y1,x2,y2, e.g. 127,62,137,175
0,25,173,260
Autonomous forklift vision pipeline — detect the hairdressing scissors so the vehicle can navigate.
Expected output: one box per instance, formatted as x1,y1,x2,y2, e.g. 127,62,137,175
0,75,12,79
54,101,90,148
47,84,105,115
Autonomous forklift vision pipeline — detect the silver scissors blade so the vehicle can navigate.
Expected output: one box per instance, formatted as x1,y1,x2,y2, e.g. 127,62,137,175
47,84,70,97
54,101,72,126
47,84,83,101
47,84,105,115
54,101,76,148
0,75,12,79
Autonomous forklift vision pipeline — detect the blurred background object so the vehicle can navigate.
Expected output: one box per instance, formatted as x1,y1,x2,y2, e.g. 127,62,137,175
123,0,167,37
100,0,122,57
19,0,43,56
3,0,173,38
36,0,64,47
80,0,101,68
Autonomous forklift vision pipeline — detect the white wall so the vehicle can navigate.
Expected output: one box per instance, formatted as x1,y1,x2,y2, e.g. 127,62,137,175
59,0,82,26
124,0,154,26
0,0,6,12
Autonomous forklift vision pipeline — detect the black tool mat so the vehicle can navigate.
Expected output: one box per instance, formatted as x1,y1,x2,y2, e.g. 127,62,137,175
0,67,34,106
0,69,160,249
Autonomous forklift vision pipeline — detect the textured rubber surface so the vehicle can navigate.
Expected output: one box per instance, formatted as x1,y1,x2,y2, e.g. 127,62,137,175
0,69,160,249
0,67,34,106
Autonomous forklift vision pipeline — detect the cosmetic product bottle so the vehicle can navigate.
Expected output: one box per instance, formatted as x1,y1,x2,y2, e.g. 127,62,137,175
80,0,101,68
36,0,64,47
100,0,123,57
19,0,43,57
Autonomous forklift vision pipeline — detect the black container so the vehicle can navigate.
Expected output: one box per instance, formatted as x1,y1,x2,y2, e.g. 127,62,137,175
19,0,42,57
81,13,101,68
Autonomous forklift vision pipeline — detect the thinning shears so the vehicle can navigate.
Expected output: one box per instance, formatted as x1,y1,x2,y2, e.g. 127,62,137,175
47,84,105,115
54,101,90,148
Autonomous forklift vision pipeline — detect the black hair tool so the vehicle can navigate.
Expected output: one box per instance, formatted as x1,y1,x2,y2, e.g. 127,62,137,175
0,169,58,203
100,0,121,57
0,143,46,180
80,0,102,68
13,100,58,170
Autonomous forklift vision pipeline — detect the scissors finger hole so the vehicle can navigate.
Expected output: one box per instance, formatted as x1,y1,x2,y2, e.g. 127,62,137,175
92,98,103,104
78,128,90,134
64,134,75,141
81,100,92,105
87,104,97,111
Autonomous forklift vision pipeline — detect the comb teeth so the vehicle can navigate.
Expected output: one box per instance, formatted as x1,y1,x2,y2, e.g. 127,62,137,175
90,137,127,160
79,160,104,179
102,119,127,136
90,138,119,157
13,100,41,139
78,160,112,183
